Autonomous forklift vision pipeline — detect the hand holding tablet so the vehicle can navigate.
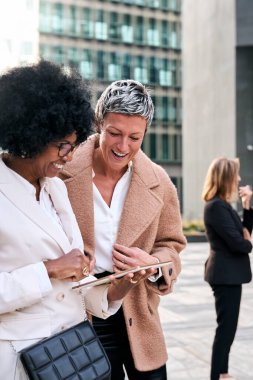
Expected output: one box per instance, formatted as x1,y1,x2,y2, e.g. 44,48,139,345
72,261,173,289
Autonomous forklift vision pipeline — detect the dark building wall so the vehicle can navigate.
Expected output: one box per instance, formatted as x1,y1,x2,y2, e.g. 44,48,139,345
236,47,253,187
236,1,253,187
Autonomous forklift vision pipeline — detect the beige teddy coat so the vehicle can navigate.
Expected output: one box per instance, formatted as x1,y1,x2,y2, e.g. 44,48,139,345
61,134,186,371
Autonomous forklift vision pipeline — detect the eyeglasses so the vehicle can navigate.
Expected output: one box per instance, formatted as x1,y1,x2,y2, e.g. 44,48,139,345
54,142,79,157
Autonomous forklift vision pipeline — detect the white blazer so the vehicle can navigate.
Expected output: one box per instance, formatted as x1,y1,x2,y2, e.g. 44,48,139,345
0,157,114,379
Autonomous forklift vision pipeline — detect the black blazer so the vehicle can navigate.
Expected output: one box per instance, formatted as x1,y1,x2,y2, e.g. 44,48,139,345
204,196,252,285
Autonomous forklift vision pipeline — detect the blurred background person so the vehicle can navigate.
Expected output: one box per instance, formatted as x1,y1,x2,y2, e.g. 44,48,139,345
0,61,152,380
202,157,253,380
61,79,186,380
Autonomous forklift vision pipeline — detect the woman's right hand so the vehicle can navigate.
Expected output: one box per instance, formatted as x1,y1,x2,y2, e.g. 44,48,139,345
44,249,90,282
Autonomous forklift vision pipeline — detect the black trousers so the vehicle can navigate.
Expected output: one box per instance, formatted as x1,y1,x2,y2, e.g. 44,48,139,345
93,307,167,380
210,284,242,380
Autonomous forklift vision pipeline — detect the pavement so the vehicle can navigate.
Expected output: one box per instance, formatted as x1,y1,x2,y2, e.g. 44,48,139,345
159,242,253,380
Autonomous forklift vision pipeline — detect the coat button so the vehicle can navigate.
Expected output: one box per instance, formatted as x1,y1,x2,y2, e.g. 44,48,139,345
56,292,65,301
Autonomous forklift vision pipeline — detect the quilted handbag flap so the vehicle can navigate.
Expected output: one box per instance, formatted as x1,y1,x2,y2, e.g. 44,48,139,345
19,320,111,380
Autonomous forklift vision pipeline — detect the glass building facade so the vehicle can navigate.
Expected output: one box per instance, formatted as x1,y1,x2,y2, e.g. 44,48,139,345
39,0,182,204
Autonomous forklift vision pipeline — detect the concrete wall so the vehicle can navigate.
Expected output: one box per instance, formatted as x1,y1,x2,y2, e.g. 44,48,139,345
182,0,236,220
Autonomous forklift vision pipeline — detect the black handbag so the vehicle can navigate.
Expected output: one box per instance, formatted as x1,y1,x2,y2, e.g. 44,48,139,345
19,320,111,380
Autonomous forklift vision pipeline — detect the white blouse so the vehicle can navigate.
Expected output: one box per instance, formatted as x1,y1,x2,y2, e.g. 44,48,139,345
93,165,133,274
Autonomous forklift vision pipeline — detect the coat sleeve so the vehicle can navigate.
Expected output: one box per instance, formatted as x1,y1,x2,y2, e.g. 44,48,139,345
205,201,252,254
146,172,186,295
242,208,253,234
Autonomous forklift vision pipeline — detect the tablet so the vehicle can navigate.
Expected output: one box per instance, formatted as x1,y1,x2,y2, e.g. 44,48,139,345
72,261,173,289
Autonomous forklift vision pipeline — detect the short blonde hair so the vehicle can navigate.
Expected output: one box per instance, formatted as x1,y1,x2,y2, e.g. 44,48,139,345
202,157,240,202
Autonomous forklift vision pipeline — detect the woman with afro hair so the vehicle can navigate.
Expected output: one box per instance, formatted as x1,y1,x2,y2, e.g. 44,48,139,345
0,60,153,379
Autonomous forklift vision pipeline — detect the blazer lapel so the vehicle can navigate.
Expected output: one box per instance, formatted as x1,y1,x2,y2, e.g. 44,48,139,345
61,138,96,257
0,159,71,253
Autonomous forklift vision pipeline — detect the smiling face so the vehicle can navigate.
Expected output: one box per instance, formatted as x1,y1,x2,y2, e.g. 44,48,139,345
29,132,77,179
98,113,147,174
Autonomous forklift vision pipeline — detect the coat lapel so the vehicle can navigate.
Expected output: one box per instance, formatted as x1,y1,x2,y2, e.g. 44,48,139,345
0,158,71,253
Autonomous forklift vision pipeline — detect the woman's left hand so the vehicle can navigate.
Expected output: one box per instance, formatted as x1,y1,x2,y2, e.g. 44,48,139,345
112,243,159,272
107,268,156,302
239,185,253,210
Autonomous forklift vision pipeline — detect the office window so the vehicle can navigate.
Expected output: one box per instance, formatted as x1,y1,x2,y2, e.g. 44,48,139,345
161,20,169,48
161,0,169,10
97,51,105,80
173,133,182,161
122,54,131,78
121,15,133,43
52,46,64,65
149,57,159,84
40,44,51,60
150,133,156,160
147,0,159,8
155,97,163,122
69,6,77,35
40,1,51,32
134,56,148,83
170,22,178,49
159,59,171,86
135,0,145,6
168,97,177,122
67,47,79,69
147,18,159,47
80,49,93,79
52,3,63,34
109,12,119,41
108,52,121,81
96,10,107,40
82,9,93,38
162,96,169,122
162,134,169,160
169,0,181,12
135,16,144,45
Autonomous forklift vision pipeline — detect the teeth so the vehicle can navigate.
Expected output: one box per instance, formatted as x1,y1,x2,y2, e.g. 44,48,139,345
53,163,64,169
112,150,127,157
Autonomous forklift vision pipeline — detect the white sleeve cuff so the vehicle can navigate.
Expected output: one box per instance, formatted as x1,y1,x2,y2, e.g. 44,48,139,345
148,266,163,282
101,287,122,318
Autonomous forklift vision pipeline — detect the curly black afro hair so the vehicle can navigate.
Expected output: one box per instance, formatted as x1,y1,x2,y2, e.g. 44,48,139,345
0,60,94,158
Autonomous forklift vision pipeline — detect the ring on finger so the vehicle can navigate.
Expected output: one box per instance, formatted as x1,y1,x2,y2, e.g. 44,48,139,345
130,278,138,284
82,266,89,277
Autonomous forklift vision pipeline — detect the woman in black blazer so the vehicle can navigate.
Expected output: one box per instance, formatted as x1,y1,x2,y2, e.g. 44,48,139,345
202,157,253,380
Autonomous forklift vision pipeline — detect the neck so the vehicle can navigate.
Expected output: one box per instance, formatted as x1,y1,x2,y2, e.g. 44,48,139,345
3,154,39,188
